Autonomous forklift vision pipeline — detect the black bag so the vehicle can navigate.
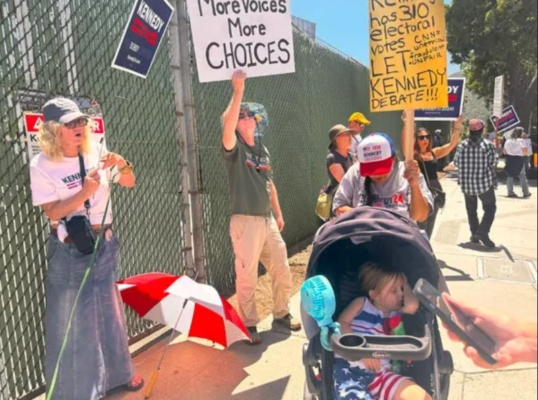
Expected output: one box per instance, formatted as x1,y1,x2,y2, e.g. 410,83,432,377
63,154,96,255
430,186,447,209
65,215,96,255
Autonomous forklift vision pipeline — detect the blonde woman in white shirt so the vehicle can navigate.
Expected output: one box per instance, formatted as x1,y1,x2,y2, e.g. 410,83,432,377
503,127,531,198
29,98,144,399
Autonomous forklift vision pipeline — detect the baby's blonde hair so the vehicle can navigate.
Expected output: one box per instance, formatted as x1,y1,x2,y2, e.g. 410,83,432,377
358,261,406,295
38,120,92,161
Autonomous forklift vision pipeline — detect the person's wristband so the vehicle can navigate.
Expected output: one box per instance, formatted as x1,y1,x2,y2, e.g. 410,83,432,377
118,161,133,175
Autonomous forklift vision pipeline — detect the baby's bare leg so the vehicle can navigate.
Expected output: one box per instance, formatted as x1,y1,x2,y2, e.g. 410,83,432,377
393,379,432,400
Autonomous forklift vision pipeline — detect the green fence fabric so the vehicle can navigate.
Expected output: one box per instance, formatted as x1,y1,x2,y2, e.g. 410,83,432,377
0,2,401,397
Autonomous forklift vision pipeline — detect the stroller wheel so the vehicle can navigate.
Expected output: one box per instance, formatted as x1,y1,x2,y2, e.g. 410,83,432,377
304,382,318,400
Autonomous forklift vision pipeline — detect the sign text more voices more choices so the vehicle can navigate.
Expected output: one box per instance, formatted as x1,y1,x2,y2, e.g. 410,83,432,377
186,0,295,83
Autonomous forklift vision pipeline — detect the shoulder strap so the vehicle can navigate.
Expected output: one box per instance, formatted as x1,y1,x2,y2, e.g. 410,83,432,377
419,157,432,188
78,153,91,215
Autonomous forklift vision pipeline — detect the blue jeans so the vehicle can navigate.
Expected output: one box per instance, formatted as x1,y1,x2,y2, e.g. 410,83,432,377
45,233,133,400
507,166,530,196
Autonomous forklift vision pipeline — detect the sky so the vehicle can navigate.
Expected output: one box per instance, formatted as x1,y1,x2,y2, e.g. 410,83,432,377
290,0,461,76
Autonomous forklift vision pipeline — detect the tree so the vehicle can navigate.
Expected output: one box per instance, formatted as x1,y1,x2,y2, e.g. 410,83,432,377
446,0,537,129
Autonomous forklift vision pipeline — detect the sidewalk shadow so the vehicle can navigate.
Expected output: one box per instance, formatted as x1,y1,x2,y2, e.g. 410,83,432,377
106,328,293,400
437,259,474,282
457,241,503,253
457,242,515,261
232,375,291,399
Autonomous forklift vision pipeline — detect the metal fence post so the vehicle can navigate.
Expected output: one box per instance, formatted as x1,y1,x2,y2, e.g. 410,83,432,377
173,0,206,282
169,3,195,278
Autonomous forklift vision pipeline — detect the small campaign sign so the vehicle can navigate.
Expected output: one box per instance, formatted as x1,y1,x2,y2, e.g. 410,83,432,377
24,114,106,160
186,0,295,83
112,0,174,78
415,78,466,121
490,105,521,133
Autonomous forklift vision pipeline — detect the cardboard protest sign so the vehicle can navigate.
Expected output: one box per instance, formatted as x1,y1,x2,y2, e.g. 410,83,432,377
369,0,448,112
490,105,521,134
24,114,106,160
112,0,174,78
186,0,295,83
415,78,465,121
493,75,504,117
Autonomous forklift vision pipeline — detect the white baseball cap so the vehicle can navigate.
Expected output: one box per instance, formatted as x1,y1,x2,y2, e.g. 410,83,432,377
357,133,396,177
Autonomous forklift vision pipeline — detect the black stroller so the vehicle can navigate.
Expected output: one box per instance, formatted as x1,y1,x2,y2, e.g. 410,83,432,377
301,207,453,400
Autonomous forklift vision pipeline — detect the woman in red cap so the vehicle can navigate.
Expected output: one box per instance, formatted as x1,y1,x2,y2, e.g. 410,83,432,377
333,132,433,223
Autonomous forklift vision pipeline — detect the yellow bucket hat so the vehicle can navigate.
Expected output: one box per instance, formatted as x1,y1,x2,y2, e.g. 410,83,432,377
349,112,371,126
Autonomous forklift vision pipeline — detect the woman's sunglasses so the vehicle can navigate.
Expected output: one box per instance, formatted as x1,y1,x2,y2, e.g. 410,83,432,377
238,111,256,120
64,118,88,129
417,135,430,141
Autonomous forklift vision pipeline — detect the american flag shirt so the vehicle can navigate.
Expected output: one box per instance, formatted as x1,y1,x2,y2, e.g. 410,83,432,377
454,138,498,195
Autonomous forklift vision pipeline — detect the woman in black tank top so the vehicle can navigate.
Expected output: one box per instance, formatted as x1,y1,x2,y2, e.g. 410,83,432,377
413,116,464,239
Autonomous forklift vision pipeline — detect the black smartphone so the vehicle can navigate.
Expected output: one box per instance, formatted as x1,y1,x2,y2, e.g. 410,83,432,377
413,278,498,365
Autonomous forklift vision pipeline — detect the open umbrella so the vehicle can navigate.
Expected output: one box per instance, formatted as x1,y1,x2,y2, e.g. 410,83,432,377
116,273,250,397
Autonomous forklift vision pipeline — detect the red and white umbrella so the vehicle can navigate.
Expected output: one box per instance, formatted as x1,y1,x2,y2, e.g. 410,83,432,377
117,273,250,348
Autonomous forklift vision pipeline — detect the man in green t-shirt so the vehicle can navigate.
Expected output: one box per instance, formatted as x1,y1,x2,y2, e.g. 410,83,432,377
221,70,301,344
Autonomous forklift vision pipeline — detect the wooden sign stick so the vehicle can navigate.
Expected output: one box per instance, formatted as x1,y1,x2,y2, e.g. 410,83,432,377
404,109,415,161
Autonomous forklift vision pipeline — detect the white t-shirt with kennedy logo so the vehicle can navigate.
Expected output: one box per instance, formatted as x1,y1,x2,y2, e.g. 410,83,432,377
30,142,115,225
332,161,433,221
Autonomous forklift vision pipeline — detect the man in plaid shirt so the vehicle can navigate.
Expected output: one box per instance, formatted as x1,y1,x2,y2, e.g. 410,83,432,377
454,119,498,248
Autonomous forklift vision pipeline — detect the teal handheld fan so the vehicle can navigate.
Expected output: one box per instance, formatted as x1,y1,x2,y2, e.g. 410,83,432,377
301,275,341,351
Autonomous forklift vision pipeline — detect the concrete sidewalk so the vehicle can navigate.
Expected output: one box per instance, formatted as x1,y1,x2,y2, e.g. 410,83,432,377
107,174,537,400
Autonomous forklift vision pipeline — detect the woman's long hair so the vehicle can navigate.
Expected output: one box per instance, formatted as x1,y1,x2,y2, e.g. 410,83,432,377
38,120,92,161
413,127,432,161
511,127,524,139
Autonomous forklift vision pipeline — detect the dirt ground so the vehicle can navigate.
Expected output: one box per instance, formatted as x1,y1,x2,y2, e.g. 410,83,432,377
226,240,313,321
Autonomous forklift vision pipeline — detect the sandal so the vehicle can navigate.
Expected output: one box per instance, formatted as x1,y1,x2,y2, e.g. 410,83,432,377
124,374,144,392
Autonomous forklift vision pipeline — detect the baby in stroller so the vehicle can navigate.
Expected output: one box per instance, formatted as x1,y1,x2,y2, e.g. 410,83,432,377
301,207,453,400
334,262,430,400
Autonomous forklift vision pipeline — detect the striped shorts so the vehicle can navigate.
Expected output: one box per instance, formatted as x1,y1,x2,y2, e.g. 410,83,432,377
368,369,409,400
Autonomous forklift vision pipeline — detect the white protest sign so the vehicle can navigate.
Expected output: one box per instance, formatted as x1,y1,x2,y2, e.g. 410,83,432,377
493,75,504,117
186,0,295,83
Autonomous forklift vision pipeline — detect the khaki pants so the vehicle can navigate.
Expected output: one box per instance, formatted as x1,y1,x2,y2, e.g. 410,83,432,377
229,215,292,327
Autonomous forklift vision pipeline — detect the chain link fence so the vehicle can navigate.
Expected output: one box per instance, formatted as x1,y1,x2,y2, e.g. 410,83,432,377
193,27,402,293
0,0,187,398
0,1,403,398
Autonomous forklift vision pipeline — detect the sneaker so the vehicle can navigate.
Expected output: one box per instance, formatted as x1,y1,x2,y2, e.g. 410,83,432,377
475,233,496,248
273,314,302,332
523,193,532,199
507,193,519,198
247,326,262,345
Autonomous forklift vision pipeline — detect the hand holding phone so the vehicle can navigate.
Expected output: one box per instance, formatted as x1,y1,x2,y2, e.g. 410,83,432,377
441,292,537,369
413,279,498,365
414,279,537,369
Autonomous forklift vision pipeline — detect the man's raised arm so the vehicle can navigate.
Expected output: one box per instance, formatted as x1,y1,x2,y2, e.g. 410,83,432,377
222,70,246,151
